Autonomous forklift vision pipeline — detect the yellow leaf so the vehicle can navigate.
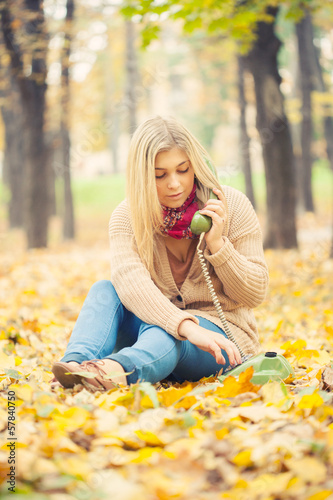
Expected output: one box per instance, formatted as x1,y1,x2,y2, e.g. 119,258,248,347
215,428,229,439
17,338,29,346
111,391,135,407
105,446,138,466
135,430,165,447
10,383,33,403
14,356,22,366
248,472,293,496
56,456,92,479
215,367,260,398
232,449,252,467
52,407,91,432
22,289,37,295
0,352,16,373
260,381,287,405
158,383,196,408
325,325,333,335
298,393,324,410
140,394,156,409
286,457,327,484
130,446,163,464
299,350,331,368
307,491,333,500
56,436,82,453
234,479,248,488
281,339,307,355
273,319,284,335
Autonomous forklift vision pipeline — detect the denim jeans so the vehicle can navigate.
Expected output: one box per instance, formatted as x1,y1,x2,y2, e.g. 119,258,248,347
60,280,231,384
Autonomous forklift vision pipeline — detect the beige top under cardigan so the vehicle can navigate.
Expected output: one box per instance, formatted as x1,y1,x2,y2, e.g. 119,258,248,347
108,185,269,357
166,239,198,289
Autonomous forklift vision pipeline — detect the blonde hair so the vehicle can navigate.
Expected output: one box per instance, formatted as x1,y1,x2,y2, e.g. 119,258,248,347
126,115,225,286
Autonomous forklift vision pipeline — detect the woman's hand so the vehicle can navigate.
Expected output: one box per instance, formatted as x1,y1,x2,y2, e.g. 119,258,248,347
199,188,226,253
178,320,242,366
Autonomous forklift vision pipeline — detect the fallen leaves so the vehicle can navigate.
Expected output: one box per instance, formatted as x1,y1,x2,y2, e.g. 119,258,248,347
0,239,333,499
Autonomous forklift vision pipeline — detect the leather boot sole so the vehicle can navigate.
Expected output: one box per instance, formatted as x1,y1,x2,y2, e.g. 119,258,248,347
51,362,84,388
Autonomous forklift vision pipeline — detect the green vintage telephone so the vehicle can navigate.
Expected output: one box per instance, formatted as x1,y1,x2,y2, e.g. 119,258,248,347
190,159,294,385
190,158,219,235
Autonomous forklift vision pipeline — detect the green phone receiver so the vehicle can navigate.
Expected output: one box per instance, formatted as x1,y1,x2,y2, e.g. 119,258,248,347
190,158,218,235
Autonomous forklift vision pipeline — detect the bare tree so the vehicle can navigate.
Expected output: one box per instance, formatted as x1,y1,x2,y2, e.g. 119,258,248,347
237,55,256,209
296,11,315,212
61,0,75,239
1,0,49,248
243,6,298,248
125,19,138,134
0,57,25,228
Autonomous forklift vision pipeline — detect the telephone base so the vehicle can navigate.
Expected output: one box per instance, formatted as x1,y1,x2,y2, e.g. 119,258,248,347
218,351,294,385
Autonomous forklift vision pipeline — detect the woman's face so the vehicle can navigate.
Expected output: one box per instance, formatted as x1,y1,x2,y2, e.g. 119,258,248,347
155,148,195,208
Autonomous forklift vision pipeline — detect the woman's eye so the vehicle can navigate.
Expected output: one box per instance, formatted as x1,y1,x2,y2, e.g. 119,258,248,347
155,166,189,179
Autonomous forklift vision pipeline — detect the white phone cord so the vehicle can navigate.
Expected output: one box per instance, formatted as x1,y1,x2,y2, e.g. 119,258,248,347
197,232,247,362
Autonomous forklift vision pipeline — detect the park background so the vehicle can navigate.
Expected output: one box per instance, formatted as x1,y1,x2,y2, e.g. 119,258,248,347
1,0,333,499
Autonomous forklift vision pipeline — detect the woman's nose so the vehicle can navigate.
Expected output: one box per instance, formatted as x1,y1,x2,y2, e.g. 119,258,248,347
167,174,180,189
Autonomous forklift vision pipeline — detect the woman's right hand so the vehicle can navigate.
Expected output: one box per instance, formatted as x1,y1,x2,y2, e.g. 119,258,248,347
178,319,242,367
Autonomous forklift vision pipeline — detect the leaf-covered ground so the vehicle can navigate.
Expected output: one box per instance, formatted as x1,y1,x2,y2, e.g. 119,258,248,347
1,221,333,500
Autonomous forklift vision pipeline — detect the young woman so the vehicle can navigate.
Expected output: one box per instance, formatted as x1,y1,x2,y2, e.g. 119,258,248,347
51,116,268,391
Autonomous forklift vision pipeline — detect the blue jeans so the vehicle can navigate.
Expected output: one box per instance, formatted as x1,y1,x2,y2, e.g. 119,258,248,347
60,280,232,384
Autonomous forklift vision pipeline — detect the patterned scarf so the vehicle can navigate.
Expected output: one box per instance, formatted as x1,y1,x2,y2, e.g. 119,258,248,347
160,184,199,240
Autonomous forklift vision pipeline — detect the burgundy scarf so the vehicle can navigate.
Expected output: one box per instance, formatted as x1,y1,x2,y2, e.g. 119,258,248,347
160,184,199,240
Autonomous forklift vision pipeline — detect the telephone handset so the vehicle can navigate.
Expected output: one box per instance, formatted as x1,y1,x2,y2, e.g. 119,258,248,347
190,158,218,235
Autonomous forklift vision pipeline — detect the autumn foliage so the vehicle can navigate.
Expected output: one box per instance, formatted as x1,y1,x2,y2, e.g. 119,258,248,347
0,229,333,499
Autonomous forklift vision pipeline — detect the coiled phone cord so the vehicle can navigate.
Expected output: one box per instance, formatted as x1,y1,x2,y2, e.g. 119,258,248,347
197,232,247,362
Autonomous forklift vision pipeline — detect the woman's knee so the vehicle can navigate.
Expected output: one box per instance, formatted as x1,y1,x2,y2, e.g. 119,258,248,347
88,280,119,306
138,323,181,353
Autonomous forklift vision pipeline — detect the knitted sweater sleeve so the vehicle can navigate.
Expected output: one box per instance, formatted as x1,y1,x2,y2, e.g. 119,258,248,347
108,202,199,340
204,187,269,308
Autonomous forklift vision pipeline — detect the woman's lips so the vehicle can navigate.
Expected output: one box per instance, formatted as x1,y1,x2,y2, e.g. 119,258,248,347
168,192,183,198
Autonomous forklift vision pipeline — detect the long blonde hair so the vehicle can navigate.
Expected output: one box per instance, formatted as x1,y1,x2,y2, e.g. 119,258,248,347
126,115,225,285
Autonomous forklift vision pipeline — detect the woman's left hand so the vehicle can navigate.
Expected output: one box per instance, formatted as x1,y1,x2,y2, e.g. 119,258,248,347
199,188,226,253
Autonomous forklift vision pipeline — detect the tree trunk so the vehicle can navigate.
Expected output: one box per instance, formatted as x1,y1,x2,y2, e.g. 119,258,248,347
105,36,119,174
111,111,120,174
61,0,75,239
1,84,25,227
323,116,333,171
243,6,297,249
125,20,138,134
45,131,57,217
310,22,333,170
331,176,333,258
23,0,48,248
296,12,315,212
1,0,49,248
237,56,256,209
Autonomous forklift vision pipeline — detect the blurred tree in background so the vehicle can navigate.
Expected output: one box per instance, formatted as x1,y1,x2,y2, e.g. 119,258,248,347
1,0,48,247
0,0,332,253
61,0,75,240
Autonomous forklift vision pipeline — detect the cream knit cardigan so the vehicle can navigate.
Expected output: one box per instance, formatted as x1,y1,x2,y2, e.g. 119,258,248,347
109,185,269,357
